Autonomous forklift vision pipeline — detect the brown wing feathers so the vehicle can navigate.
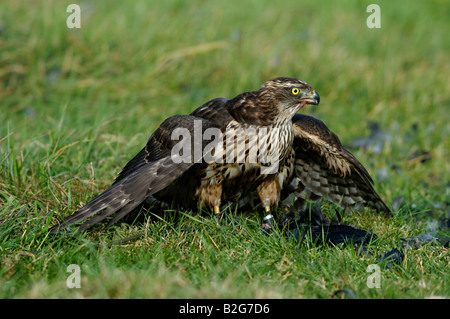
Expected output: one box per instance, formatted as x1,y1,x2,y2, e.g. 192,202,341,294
291,114,391,217
50,114,217,232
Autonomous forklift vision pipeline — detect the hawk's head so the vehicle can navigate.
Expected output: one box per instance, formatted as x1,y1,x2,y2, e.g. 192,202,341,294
227,77,320,127
259,77,320,119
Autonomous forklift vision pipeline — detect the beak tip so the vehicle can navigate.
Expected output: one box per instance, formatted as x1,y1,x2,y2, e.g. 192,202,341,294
312,90,320,105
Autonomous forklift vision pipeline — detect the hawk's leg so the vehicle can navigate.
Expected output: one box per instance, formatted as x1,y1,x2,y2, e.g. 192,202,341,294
261,206,275,230
213,205,224,223
257,174,281,230
196,182,224,223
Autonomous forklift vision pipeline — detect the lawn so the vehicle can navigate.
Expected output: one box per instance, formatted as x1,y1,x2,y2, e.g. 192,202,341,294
0,0,449,299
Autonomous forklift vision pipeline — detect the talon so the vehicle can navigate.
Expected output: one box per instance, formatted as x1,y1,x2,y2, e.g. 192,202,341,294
261,216,275,235
261,223,274,234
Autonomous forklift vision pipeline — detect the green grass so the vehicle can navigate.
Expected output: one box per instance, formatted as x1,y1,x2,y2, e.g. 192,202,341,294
0,0,449,298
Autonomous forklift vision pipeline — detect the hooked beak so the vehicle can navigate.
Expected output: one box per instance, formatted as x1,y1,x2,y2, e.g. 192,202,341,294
300,90,320,105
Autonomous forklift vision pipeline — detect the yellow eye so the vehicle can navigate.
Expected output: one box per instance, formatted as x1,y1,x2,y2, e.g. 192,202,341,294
291,88,300,95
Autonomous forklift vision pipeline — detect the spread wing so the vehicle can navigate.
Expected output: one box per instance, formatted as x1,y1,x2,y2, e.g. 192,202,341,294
50,110,224,232
287,114,391,217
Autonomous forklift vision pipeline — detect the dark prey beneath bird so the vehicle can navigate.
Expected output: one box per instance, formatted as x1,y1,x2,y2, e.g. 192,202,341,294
50,77,390,233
